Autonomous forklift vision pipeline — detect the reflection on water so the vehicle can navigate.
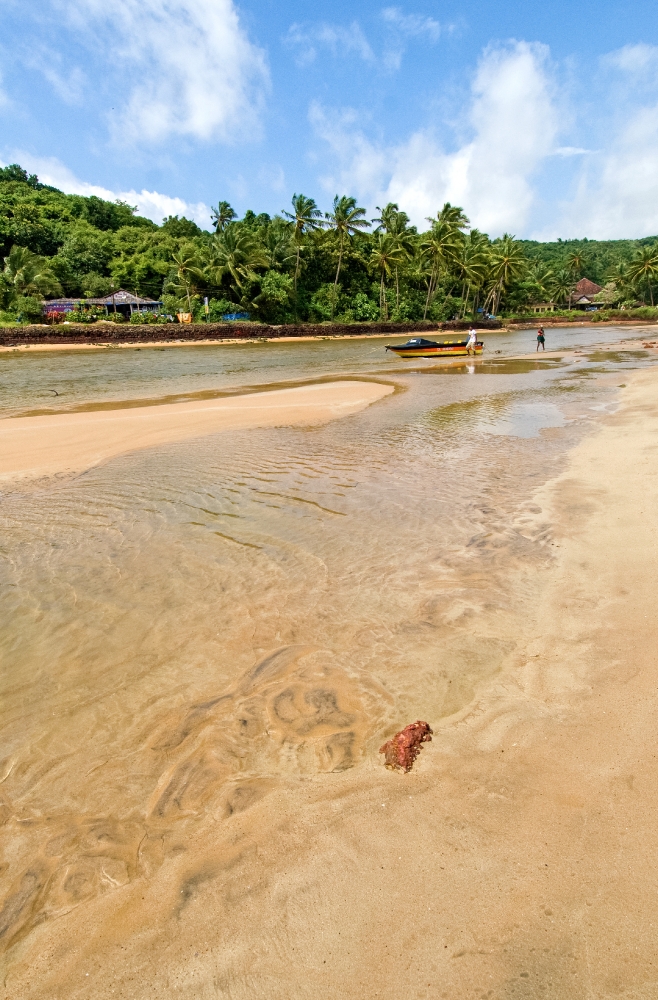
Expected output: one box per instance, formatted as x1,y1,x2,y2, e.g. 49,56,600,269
1,335,657,988
484,400,565,437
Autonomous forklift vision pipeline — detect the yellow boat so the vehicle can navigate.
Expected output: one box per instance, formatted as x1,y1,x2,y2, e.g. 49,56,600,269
385,337,484,358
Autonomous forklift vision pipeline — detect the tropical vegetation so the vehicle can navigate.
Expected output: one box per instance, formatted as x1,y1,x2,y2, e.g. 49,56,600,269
2,161,658,325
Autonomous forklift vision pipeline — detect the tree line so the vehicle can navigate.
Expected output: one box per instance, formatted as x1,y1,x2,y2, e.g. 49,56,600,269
2,162,658,324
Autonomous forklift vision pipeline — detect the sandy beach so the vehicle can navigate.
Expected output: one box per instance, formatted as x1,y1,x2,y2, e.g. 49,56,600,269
2,342,658,998
0,379,393,481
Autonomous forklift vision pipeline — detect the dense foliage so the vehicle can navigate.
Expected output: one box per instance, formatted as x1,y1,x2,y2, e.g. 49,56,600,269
2,162,658,325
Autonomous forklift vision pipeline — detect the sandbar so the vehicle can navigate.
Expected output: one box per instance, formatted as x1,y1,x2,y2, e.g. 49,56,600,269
0,379,393,482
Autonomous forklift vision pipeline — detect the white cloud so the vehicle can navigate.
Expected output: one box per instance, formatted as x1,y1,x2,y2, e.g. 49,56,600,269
605,43,658,76
543,43,658,238
284,21,374,66
34,61,85,105
553,146,593,157
550,104,658,239
381,7,445,71
54,0,268,143
311,41,558,236
381,7,442,41
2,154,212,227
284,12,444,72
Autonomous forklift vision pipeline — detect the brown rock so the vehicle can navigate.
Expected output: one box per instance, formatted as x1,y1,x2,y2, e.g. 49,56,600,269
379,721,432,772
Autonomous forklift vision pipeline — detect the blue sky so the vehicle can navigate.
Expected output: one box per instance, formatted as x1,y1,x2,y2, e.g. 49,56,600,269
2,0,658,238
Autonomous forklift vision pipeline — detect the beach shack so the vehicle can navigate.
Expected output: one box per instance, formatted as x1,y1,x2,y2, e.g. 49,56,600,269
571,277,604,309
88,290,163,318
43,289,162,320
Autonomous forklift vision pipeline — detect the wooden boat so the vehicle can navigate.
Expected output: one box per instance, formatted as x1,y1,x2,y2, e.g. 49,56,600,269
385,336,483,358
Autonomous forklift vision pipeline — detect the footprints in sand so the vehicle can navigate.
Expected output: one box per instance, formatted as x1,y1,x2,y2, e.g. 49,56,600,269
0,818,141,948
0,645,385,951
147,646,369,826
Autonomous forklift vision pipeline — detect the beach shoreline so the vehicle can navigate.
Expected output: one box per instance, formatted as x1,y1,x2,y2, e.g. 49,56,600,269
1,320,657,354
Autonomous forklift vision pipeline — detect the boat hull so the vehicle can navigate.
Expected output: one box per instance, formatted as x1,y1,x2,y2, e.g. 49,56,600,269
387,344,484,358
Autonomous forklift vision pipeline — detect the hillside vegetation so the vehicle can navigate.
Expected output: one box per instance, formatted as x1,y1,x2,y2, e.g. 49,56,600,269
2,162,658,325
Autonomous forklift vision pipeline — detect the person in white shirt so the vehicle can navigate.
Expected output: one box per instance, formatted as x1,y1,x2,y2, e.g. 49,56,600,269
466,328,478,355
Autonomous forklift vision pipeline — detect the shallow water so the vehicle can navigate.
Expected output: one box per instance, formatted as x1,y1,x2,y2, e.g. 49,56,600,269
0,323,646,418
0,330,656,987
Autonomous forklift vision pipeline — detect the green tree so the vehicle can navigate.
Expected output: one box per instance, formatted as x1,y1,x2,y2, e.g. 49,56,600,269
433,202,471,231
2,245,62,302
526,260,554,299
566,249,590,279
419,213,465,318
252,271,294,323
607,260,634,303
210,201,237,232
0,164,39,187
324,195,370,315
204,225,269,306
160,216,202,238
484,235,527,315
456,230,490,317
282,194,325,297
549,267,574,308
369,233,407,319
372,203,416,309
627,244,658,305
168,247,205,311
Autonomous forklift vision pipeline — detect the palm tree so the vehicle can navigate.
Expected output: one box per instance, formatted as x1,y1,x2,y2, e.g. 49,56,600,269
261,216,297,272
566,249,590,279
372,203,415,309
550,268,574,308
456,230,490,317
3,245,61,300
282,194,324,294
525,260,555,310
484,235,526,315
210,201,237,232
627,244,658,305
433,202,471,232
419,218,464,318
608,260,634,304
169,248,205,311
369,234,407,319
325,195,370,315
205,225,270,304
372,202,408,234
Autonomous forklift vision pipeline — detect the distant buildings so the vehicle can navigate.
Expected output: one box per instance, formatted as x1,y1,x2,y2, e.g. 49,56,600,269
43,289,162,321
571,277,604,307
532,277,619,314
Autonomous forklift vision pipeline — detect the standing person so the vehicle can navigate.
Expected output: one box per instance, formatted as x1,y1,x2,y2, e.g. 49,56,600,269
537,327,545,351
466,327,478,355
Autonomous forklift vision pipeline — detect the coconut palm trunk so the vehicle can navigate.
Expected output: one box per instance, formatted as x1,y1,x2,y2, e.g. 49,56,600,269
334,234,344,290
423,267,436,319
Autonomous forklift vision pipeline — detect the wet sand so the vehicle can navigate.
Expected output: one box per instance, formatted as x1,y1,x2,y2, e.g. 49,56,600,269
2,355,658,997
0,380,393,481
